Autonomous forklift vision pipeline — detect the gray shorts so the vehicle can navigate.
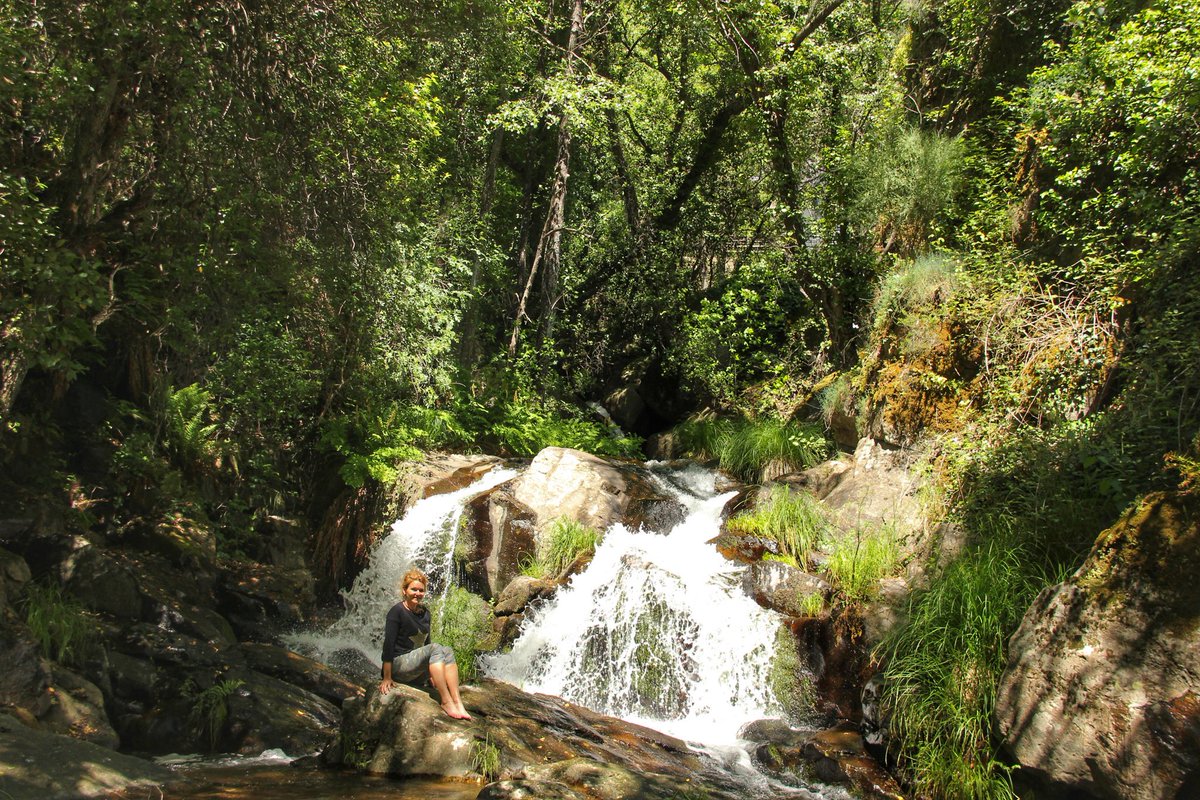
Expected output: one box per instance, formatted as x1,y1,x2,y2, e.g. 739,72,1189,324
392,643,456,681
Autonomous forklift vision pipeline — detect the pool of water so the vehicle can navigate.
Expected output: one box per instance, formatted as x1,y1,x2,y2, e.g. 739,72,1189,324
148,761,482,800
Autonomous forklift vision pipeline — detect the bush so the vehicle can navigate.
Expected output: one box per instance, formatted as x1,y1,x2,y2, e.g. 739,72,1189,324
430,587,494,682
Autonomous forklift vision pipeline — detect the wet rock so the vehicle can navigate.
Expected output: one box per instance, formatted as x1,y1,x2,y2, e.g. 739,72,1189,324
995,490,1200,800
330,678,746,798
751,721,901,800
459,483,538,599
0,711,173,799
742,561,831,617
739,717,809,747
798,725,904,800
493,576,557,616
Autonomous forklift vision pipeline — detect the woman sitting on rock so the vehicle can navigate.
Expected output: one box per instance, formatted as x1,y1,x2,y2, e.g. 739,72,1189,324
379,567,472,720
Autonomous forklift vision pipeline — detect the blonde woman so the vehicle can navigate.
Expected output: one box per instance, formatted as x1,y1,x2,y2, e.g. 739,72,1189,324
379,568,472,719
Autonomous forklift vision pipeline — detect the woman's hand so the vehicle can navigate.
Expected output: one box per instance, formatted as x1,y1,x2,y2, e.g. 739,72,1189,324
379,677,395,695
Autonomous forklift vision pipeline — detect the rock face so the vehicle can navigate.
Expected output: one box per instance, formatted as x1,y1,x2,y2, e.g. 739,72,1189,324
994,491,1200,800
329,678,752,799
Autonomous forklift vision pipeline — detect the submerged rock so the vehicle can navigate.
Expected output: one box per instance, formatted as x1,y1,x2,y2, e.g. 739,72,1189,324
994,490,1200,800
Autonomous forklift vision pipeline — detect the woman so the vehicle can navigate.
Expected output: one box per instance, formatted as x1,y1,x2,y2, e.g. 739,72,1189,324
379,568,472,720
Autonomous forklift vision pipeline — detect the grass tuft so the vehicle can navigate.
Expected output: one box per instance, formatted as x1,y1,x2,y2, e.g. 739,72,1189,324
877,518,1052,799
674,416,831,483
522,517,601,579
727,485,829,569
823,523,902,601
20,581,95,665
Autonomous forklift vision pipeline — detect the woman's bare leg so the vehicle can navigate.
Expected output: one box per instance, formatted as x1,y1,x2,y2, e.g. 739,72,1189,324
444,663,471,719
429,662,469,718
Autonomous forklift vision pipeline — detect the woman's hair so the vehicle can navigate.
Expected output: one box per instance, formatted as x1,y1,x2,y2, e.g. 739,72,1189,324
400,567,429,592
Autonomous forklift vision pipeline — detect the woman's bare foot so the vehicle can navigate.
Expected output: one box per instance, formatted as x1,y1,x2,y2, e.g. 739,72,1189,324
455,701,472,720
442,702,469,719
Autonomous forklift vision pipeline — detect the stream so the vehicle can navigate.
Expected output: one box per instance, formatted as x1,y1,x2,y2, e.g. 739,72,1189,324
209,461,848,799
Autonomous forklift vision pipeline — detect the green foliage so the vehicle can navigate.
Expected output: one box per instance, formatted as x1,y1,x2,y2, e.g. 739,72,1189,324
470,731,502,781
878,522,1052,799
727,485,830,569
823,523,902,602
482,393,642,459
430,587,493,682
674,417,831,484
522,517,601,579
189,678,246,753
670,260,817,407
20,581,95,666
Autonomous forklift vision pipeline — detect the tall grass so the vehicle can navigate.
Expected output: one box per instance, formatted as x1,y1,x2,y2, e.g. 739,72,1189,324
877,518,1053,799
727,485,829,569
674,416,831,482
823,523,902,601
21,581,94,665
521,517,601,578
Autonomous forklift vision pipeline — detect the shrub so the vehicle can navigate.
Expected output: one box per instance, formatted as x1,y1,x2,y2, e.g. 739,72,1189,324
430,587,494,682
727,485,829,569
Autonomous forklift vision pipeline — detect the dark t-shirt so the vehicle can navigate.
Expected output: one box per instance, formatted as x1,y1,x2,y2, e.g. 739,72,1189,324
381,601,430,664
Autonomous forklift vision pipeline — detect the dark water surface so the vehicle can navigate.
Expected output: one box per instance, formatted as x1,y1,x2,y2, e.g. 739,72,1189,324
146,761,482,800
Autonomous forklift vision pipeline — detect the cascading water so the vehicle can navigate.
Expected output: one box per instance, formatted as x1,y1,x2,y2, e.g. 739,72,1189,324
287,467,518,670
484,462,785,748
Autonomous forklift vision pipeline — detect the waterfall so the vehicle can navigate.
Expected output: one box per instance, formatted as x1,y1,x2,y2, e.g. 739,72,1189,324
484,462,784,747
286,467,518,670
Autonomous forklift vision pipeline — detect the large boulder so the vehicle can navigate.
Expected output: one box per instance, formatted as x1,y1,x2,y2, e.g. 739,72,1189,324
507,448,680,540
0,712,173,800
994,491,1200,800
458,449,683,597
329,678,751,798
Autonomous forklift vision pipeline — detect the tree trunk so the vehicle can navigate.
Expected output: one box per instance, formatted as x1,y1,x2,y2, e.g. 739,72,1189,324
510,0,584,355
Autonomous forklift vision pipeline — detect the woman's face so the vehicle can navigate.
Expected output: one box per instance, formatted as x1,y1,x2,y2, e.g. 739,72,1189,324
403,580,427,606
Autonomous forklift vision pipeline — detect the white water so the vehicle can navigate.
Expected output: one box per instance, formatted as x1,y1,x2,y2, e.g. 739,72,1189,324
484,462,785,748
287,467,518,668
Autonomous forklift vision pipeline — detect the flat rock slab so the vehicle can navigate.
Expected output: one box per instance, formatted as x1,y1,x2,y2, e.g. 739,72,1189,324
0,713,172,799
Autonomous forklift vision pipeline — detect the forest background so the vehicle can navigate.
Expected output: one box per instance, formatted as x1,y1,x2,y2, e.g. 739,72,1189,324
2,0,1198,797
